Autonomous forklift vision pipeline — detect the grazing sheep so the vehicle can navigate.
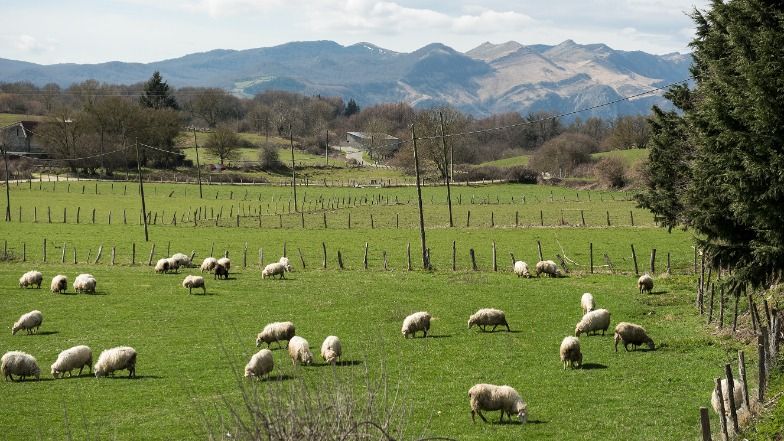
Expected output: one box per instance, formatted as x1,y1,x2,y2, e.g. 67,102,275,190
581,293,595,315
262,261,292,279
244,349,274,379
574,309,611,337
50,275,67,294
73,274,97,294
402,311,431,338
560,336,583,369
711,379,746,415
613,322,655,352
51,345,93,378
288,336,313,366
535,260,558,277
182,275,206,295
154,258,170,274
278,256,290,266
256,322,296,348
513,261,530,278
320,336,342,365
468,308,510,332
166,258,180,273
1,351,40,381
171,252,192,268
468,384,528,424
19,270,43,289
12,310,43,335
638,274,654,294
94,346,137,378
200,257,218,273
217,257,231,271
214,263,229,280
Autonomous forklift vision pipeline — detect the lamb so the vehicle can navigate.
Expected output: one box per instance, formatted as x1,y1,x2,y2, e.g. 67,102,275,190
287,336,313,366
613,322,655,352
402,311,431,338
638,274,654,294
711,378,746,415
214,263,229,280
217,257,231,271
200,257,218,273
94,346,137,378
19,270,43,288
513,261,530,278
12,310,43,335
255,321,296,348
559,336,583,369
154,258,170,274
182,275,206,294
1,351,40,381
262,261,292,279
320,335,342,365
244,349,274,379
73,273,97,294
171,252,192,268
50,275,67,294
535,260,558,277
51,345,93,378
468,308,510,332
574,309,611,337
468,384,528,424
581,293,595,315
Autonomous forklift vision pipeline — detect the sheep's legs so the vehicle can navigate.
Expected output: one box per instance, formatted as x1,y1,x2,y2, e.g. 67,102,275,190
505,323,511,332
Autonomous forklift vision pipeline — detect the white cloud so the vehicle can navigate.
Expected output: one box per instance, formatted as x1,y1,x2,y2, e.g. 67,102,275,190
13,34,55,54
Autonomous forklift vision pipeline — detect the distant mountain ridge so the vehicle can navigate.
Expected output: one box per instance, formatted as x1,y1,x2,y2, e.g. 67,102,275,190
0,40,691,118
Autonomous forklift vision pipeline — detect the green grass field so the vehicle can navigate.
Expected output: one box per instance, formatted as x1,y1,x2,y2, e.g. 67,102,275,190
0,181,761,440
478,155,530,168
593,148,649,164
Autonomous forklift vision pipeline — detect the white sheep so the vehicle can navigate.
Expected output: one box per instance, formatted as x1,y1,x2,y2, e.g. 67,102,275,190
256,322,296,348
402,311,431,338
50,275,67,294
200,257,218,273
711,379,746,415
1,351,40,381
320,336,342,365
560,336,583,369
166,257,180,273
468,383,528,424
468,308,510,332
12,310,43,335
574,309,611,337
613,322,655,352
73,273,97,294
262,261,292,279
288,336,313,366
154,258,170,274
19,270,43,289
278,256,290,266
581,293,595,315
171,252,192,268
513,261,530,278
94,346,137,378
51,345,93,378
182,275,206,294
244,349,274,379
217,257,231,271
638,274,654,294
214,263,229,280
535,260,558,277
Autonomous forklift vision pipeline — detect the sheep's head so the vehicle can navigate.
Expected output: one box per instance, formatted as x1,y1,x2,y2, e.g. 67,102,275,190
467,317,476,329
574,326,582,337
302,351,313,365
255,334,264,348
575,352,583,368
517,406,528,424
284,264,293,272
11,323,20,335
646,339,656,350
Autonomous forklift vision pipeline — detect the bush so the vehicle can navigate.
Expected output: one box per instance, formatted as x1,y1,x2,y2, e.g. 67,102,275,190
457,165,506,182
528,133,598,176
594,156,627,188
259,144,285,172
505,165,538,184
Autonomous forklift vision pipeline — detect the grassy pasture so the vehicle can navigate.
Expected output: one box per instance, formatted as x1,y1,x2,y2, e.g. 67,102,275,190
0,181,757,440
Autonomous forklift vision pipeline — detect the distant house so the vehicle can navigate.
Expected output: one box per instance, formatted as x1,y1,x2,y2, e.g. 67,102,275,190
345,131,401,160
2,121,47,157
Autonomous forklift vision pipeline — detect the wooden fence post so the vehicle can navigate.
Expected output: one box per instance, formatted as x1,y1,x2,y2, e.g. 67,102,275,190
540,210,544,226
94,244,103,264
492,241,497,272
452,241,457,271
147,243,156,266
537,240,543,262
322,242,327,269
581,210,586,227
650,248,656,274
719,286,725,329
466,210,471,227
606,211,610,226
132,242,136,265
715,378,729,441
111,246,116,266
725,364,739,433
758,331,767,402
738,351,750,410
337,249,344,270
515,210,519,227
699,407,711,441
407,242,411,271
631,244,639,275
243,242,248,268
363,242,369,269
470,248,477,271
61,242,66,264
42,238,46,263
297,248,305,269
589,243,593,274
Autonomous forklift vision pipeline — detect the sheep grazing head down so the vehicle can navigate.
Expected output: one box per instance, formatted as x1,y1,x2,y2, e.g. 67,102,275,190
517,406,528,424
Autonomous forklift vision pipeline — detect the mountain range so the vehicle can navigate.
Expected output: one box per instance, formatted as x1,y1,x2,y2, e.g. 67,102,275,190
0,40,691,118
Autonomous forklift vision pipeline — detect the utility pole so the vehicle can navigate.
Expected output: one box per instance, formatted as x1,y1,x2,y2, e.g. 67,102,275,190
134,139,149,241
411,124,428,269
290,124,297,212
2,144,9,222
325,130,329,166
192,126,203,198
439,112,453,227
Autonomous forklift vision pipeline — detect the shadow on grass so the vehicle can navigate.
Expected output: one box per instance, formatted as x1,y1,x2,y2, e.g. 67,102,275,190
263,374,294,382
426,334,451,339
580,363,607,370
490,419,547,425
86,291,108,296
474,329,522,334
313,360,364,368
31,331,58,336
8,377,56,382
102,374,163,380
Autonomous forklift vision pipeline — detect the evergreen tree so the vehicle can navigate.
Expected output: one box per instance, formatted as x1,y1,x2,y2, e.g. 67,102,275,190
140,71,179,110
639,0,784,289
344,98,359,117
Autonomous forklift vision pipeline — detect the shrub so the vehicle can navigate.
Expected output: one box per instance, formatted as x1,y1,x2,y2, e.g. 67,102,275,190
505,165,538,184
259,144,285,172
594,156,627,188
528,133,597,176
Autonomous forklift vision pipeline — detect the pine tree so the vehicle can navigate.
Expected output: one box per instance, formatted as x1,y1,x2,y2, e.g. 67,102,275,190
344,98,359,117
140,71,179,110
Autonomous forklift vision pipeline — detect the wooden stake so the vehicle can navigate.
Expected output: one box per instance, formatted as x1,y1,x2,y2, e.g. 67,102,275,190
715,378,729,441
725,364,739,433
631,244,639,275
699,407,711,441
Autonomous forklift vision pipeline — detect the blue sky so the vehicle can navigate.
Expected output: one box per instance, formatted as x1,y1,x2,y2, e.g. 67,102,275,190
2,0,710,64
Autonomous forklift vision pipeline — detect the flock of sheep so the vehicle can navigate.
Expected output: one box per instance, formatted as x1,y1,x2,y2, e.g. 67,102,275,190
8,257,736,425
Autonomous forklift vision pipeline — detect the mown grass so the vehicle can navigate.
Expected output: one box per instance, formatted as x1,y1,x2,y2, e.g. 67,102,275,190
0,181,759,440
478,155,530,168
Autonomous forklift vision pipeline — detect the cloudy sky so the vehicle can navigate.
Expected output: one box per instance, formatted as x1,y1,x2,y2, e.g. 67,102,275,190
3,0,710,65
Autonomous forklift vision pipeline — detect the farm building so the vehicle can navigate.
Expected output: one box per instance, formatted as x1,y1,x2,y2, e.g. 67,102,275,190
345,131,400,160
1,121,47,158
